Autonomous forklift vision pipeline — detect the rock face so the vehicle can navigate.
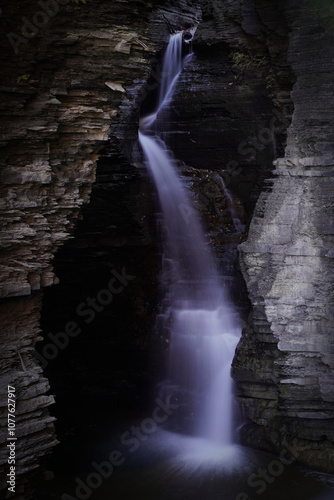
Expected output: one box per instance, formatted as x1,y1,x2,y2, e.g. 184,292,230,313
166,0,294,227
233,2,334,471
0,0,158,496
0,296,58,497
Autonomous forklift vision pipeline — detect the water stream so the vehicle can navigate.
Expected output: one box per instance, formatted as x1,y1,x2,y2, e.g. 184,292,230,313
139,32,241,448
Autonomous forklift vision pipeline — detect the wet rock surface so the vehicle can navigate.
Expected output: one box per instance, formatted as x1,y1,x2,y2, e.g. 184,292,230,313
234,2,334,472
0,0,158,495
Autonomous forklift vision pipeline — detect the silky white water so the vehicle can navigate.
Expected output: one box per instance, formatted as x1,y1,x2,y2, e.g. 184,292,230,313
139,32,241,449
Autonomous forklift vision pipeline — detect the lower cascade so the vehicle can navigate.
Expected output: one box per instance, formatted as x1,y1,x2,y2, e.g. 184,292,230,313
139,31,241,450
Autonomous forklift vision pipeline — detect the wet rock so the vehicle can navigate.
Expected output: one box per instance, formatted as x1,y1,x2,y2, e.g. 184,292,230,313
0,0,158,495
235,2,334,472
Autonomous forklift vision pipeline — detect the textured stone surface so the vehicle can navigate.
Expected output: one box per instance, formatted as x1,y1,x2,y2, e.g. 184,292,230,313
0,0,159,299
0,0,158,496
0,296,58,498
162,0,294,228
234,2,334,472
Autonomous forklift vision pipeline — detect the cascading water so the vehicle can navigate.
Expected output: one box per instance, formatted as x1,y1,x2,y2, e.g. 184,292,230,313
139,31,241,448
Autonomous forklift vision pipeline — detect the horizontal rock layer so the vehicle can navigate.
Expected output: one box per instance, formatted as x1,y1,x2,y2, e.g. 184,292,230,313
0,0,159,299
234,1,334,472
0,296,58,498
0,0,161,496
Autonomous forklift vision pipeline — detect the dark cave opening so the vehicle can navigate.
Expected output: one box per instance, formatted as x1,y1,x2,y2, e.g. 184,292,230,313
35,145,161,486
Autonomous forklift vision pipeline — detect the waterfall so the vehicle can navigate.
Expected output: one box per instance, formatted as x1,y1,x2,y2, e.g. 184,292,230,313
139,32,241,446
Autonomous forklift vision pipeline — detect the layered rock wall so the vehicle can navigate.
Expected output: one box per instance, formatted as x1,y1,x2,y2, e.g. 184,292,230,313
234,1,334,471
0,0,157,495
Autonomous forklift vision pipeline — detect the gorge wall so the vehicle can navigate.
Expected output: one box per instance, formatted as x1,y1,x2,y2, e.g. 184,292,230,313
0,1,159,496
0,0,333,497
233,0,334,471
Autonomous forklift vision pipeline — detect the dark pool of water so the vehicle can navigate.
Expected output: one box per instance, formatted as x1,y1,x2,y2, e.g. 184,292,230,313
35,425,334,500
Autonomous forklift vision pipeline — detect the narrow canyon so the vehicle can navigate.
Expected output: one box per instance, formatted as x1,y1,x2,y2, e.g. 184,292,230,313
0,0,333,498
